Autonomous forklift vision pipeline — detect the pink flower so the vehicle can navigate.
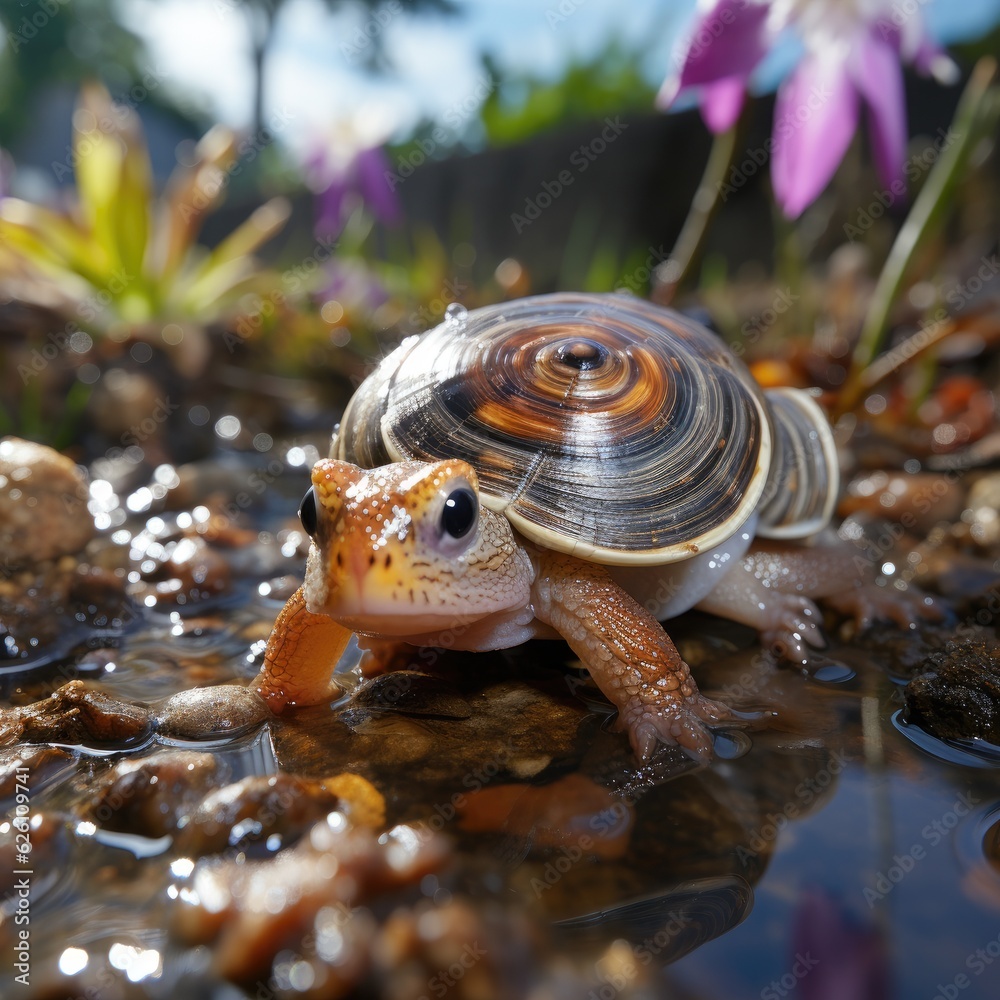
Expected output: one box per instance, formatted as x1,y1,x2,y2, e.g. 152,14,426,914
658,0,958,218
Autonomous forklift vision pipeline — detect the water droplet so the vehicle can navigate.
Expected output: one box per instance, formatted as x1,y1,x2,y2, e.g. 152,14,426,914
215,415,241,440
444,302,468,330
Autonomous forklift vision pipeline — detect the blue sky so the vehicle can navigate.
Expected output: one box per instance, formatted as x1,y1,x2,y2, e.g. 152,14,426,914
124,0,1000,158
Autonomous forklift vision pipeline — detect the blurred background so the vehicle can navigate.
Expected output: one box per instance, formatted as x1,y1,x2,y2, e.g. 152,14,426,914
3,8,1000,999
1,0,999,463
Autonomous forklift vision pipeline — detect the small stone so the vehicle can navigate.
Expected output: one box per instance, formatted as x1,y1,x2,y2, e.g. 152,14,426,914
0,436,94,567
155,685,270,741
904,637,1000,743
173,774,345,856
134,535,231,605
967,473,1000,547
0,680,151,748
81,750,225,838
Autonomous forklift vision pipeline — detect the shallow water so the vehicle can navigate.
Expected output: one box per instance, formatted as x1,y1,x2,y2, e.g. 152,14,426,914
2,464,999,999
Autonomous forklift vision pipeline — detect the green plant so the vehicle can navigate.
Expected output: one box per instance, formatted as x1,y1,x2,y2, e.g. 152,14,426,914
0,83,289,340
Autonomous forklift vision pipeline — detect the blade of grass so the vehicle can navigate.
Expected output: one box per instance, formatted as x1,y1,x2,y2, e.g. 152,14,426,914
176,198,290,315
0,199,109,285
113,107,155,286
74,83,126,274
651,119,741,306
837,57,1000,415
154,126,237,284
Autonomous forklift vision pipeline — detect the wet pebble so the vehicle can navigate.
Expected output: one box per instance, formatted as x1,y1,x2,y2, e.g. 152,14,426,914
174,773,350,857
0,437,94,567
0,681,151,749
374,898,500,999
965,473,1000,547
904,637,1000,743
81,751,225,838
839,469,965,533
133,535,231,605
171,817,450,989
155,685,269,741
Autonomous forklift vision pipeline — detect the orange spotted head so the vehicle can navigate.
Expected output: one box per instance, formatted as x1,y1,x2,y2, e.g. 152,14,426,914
299,459,530,636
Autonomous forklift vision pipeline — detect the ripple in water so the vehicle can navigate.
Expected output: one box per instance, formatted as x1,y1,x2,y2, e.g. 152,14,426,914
892,709,1000,768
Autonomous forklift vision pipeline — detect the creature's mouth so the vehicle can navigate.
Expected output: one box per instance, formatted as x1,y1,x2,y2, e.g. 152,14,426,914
304,540,489,638
317,609,485,638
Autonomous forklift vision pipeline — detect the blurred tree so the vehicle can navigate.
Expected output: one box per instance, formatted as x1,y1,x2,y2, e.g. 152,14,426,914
0,0,147,143
478,42,657,147
235,0,457,137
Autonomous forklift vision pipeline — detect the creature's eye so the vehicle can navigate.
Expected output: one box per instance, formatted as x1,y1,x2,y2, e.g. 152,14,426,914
440,487,477,540
299,487,318,536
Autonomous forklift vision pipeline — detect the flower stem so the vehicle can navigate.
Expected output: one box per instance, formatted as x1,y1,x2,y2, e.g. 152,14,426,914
837,57,1000,416
651,120,741,306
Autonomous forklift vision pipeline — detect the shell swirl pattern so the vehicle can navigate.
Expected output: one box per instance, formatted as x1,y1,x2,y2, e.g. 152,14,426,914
338,293,772,565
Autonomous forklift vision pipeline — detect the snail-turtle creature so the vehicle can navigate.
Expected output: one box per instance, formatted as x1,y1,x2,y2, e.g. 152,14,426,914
259,293,928,760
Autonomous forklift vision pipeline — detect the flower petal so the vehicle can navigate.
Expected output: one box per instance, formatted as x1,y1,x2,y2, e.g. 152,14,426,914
911,34,960,84
699,76,747,133
851,29,906,194
771,52,859,219
315,177,350,237
355,147,401,227
657,0,771,109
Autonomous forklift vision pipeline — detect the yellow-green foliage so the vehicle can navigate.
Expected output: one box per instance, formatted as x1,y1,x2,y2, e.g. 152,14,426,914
0,83,289,332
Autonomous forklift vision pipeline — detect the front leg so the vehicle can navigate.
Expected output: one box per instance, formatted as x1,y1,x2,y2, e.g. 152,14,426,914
696,541,941,666
254,587,351,711
530,551,728,762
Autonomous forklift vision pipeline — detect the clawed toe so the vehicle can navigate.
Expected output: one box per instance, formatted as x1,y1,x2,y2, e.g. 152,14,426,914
624,702,717,763
758,594,826,667
827,583,944,633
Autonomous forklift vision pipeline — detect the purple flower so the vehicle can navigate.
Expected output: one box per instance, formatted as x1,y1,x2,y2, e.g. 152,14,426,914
790,887,890,1000
305,141,401,239
658,0,958,218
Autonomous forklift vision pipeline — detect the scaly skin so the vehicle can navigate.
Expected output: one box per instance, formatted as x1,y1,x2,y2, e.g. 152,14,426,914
254,586,349,711
530,550,728,760
259,459,942,761
261,458,727,761
696,542,943,666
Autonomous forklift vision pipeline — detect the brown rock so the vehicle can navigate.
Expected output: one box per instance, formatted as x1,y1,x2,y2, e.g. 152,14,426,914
170,817,450,986
81,751,225,838
0,680,151,748
904,637,1000,742
173,773,347,856
155,685,269,741
134,534,231,605
0,436,94,567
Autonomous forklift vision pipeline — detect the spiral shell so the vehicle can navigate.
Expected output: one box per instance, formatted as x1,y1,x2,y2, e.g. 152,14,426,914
335,293,835,566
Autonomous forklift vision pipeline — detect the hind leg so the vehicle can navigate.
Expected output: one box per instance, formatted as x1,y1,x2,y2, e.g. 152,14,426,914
696,541,940,666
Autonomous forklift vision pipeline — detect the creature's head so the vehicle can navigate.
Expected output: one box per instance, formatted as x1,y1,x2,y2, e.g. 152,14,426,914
299,459,530,637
